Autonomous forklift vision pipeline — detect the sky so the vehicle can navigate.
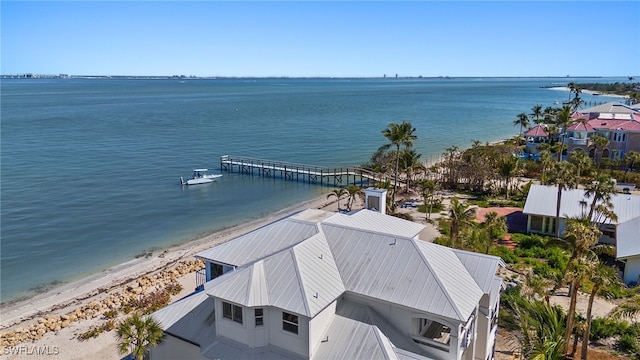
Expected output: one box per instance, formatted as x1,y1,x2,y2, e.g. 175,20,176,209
2,1,639,77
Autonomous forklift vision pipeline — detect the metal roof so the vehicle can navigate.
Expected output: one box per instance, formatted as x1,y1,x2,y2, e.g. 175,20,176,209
579,102,640,115
207,233,345,318
452,250,505,294
323,225,483,321
616,217,640,259
201,340,305,360
195,218,319,266
323,209,425,239
523,184,640,224
151,290,216,346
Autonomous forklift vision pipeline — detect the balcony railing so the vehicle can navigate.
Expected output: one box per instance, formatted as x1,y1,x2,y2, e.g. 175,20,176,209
564,137,591,146
196,269,206,290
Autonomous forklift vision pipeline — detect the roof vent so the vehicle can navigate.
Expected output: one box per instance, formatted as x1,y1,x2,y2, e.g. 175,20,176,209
390,239,397,246
313,292,319,299
319,253,323,260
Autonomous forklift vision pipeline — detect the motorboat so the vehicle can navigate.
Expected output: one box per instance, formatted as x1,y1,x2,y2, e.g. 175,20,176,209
180,169,222,185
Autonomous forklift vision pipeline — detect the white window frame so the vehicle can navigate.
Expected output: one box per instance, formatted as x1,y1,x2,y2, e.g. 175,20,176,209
282,312,299,334
222,302,243,324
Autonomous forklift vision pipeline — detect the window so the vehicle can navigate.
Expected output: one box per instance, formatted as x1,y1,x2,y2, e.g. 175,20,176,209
209,263,223,279
222,302,243,324
530,216,543,232
255,308,264,327
282,312,298,334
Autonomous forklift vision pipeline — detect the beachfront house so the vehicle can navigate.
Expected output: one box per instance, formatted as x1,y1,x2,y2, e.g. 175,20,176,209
149,208,505,360
523,184,640,284
563,101,640,160
524,124,550,156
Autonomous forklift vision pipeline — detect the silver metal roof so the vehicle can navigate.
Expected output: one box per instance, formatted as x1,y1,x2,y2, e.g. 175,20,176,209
195,218,319,266
523,184,640,224
323,209,426,239
452,249,505,294
324,225,483,321
579,101,640,115
207,233,345,318
201,340,305,360
151,290,215,346
616,217,640,259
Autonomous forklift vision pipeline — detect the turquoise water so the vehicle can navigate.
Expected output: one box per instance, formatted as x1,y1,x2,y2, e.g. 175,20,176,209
0,77,626,303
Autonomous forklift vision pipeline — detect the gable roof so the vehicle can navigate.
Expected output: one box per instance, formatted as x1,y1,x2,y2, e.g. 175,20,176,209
452,249,505,294
523,184,640,224
566,121,595,132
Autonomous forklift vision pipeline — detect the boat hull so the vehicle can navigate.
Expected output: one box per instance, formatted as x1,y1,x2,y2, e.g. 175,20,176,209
181,174,222,185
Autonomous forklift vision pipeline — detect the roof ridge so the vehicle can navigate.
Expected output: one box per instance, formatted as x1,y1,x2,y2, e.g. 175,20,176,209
410,240,464,320
321,221,417,241
290,246,311,317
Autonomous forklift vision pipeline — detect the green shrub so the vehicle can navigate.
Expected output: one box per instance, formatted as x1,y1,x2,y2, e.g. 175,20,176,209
590,318,629,341
489,246,519,264
618,333,640,354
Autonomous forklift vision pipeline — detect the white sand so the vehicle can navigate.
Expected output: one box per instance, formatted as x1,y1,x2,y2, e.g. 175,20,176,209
547,86,629,99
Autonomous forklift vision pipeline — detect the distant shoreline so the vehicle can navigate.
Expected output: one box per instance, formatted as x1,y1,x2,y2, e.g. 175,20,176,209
1,75,631,80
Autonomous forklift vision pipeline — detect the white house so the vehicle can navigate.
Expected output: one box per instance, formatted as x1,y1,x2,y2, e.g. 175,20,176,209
150,208,504,360
523,184,640,284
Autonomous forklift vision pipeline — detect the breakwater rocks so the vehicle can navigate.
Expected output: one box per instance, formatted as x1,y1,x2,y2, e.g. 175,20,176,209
0,259,205,348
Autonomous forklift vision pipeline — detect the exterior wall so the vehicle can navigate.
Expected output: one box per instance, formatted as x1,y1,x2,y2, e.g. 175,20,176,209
309,300,337,357
527,215,566,236
623,256,640,285
205,261,234,281
149,334,207,360
266,308,310,357
627,133,640,153
215,300,252,346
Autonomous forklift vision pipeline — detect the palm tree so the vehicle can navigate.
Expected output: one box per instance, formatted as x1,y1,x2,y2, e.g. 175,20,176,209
625,150,640,171
345,185,362,211
554,105,574,161
513,299,567,360
327,187,347,212
416,178,437,220
590,135,609,169
581,261,621,360
513,113,530,140
543,106,557,124
568,150,592,179
498,155,519,199
381,121,418,198
530,104,543,124
448,197,476,247
116,313,164,360
399,148,423,192
610,294,640,320
557,219,603,354
481,211,507,254
548,161,577,237
583,173,616,221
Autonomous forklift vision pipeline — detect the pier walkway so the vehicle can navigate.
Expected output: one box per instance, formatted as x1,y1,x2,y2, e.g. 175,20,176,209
220,155,384,187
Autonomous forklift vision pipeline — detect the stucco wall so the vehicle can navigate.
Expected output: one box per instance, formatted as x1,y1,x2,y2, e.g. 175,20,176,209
624,256,640,285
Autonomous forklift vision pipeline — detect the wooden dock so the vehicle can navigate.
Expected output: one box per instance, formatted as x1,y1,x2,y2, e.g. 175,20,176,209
220,155,383,187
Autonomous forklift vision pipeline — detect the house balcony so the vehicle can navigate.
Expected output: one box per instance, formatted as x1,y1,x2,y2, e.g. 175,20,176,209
564,137,592,146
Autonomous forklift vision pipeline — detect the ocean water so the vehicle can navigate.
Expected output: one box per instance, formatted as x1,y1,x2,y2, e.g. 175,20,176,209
0,77,626,304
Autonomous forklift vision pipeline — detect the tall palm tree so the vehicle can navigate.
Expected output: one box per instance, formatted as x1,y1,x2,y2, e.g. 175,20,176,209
513,113,530,140
399,148,423,192
116,314,164,360
416,178,437,220
381,121,418,198
448,197,476,247
548,162,578,237
568,150,592,179
556,219,603,354
543,106,557,124
345,185,362,211
625,150,640,171
498,155,519,199
581,261,621,360
583,173,617,221
530,104,543,124
327,187,347,212
590,135,609,169
554,105,574,161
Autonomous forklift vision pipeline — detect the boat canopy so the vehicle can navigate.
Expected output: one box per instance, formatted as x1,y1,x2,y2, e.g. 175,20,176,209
193,169,209,172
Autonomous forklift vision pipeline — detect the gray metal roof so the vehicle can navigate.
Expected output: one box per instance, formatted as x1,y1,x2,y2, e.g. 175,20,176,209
616,217,640,259
523,184,640,224
580,101,640,115
323,225,483,321
323,209,425,239
151,290,216,346
207,233,345,318
452,250,505,294
195,218,319,266
201,340,305,360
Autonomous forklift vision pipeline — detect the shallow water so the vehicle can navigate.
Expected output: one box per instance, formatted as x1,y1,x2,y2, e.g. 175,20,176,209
0,76,626,303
